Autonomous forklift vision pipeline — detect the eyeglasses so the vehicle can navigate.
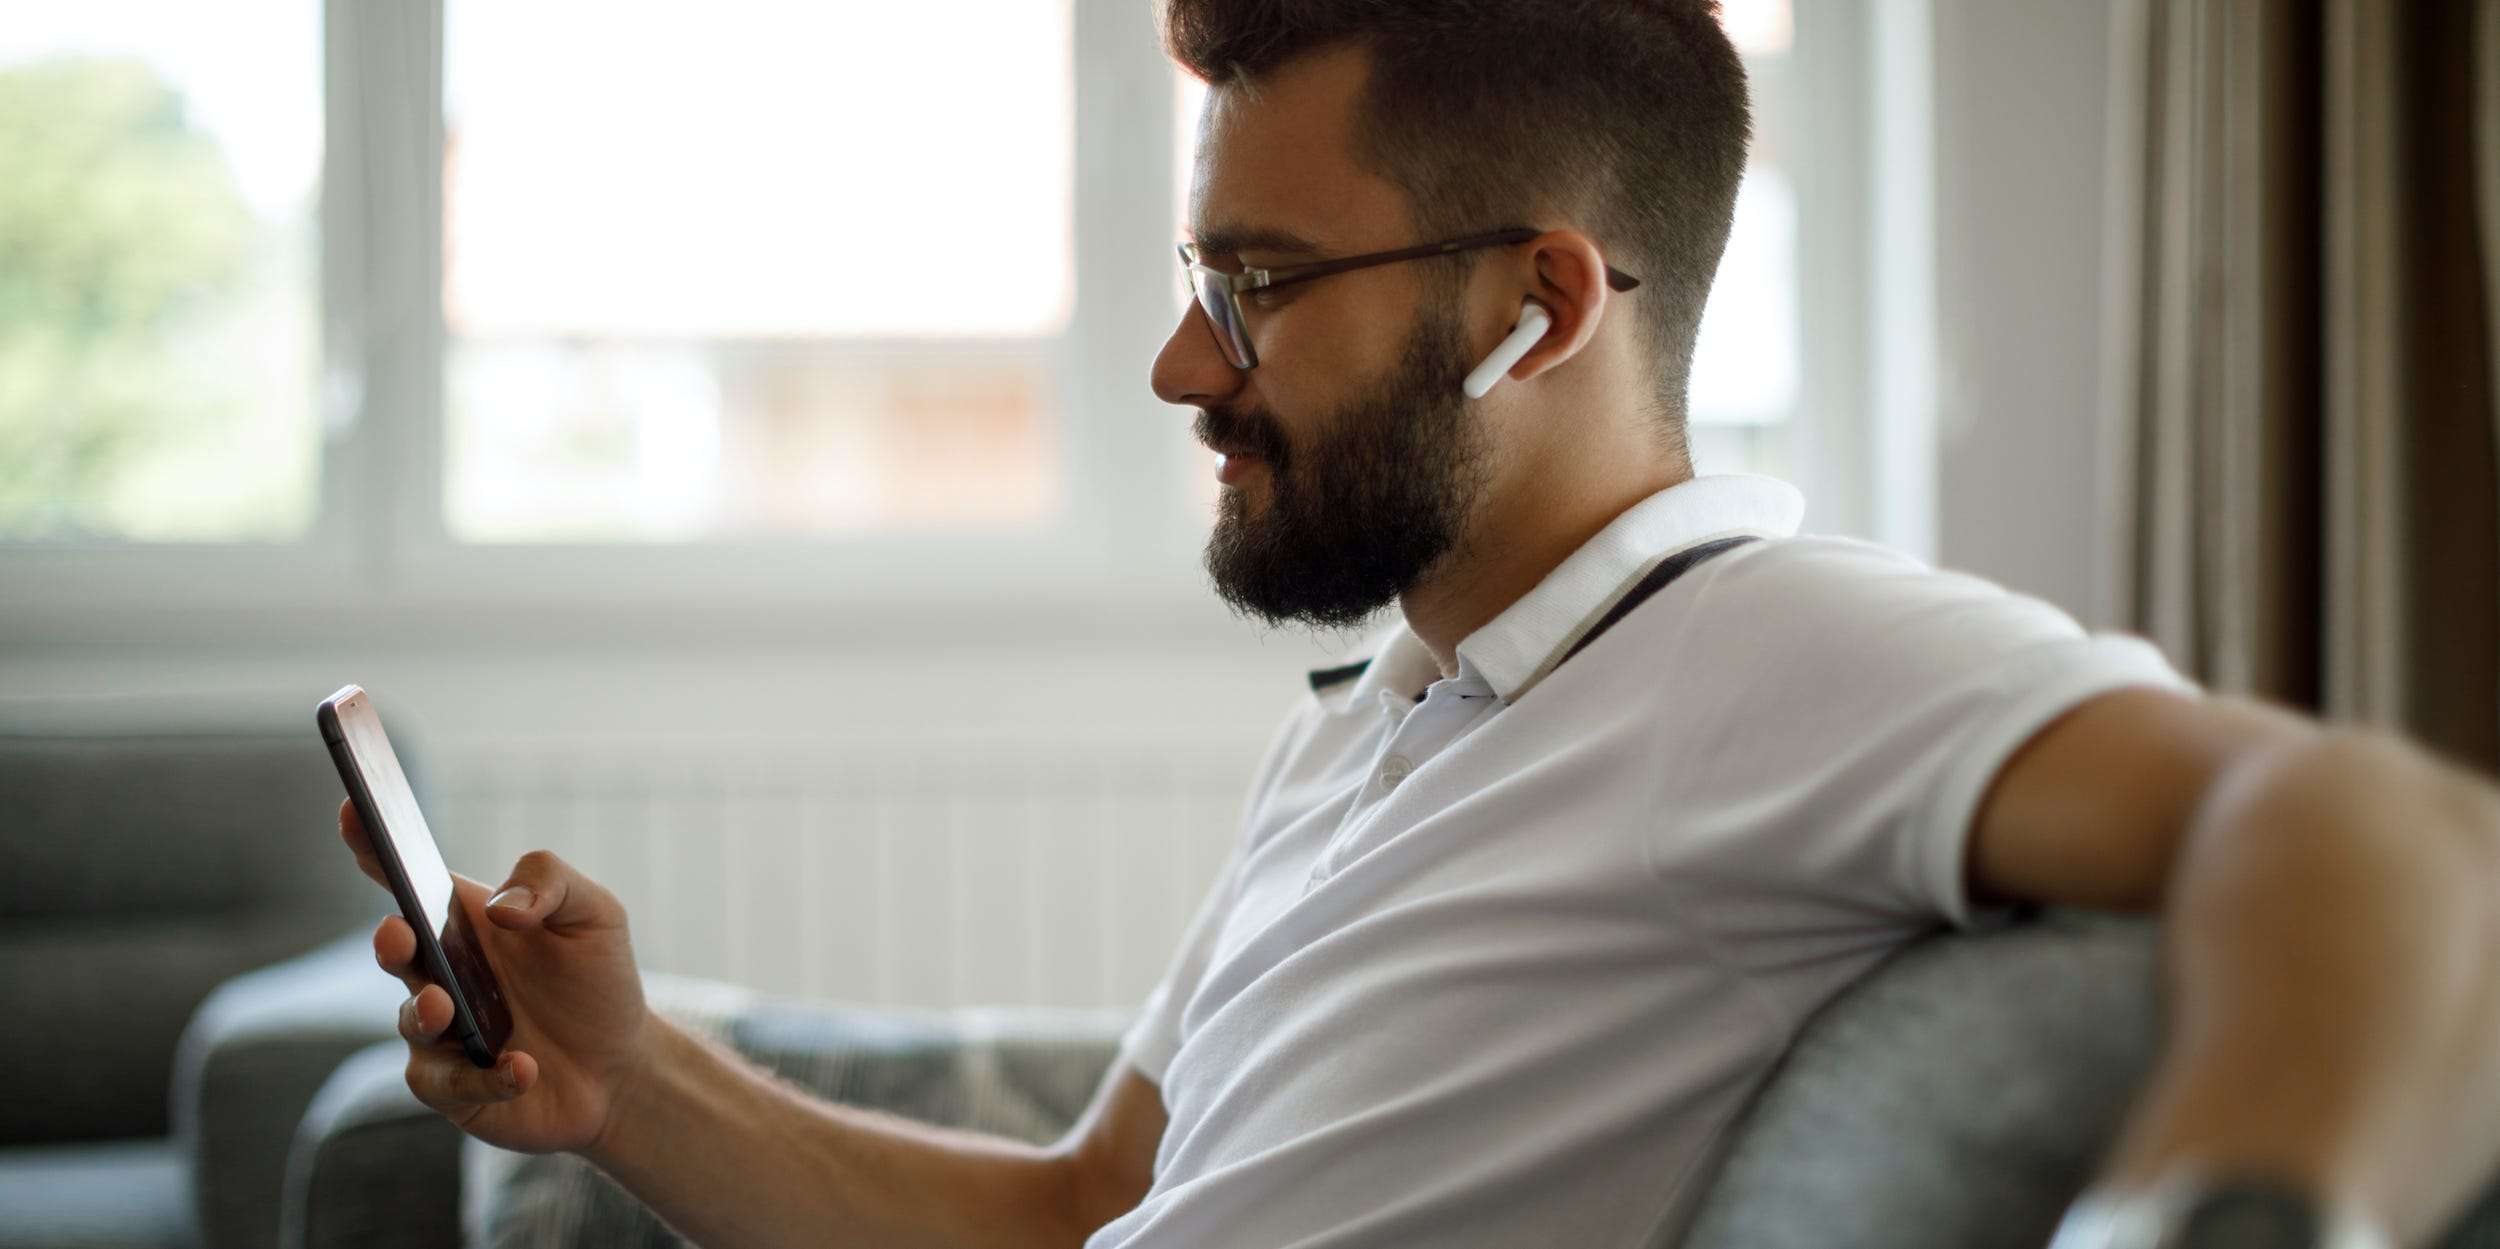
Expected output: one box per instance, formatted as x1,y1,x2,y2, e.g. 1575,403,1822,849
1178,228,1642,370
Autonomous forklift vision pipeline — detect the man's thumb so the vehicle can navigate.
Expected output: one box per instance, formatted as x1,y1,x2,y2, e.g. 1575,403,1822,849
485,850,609,932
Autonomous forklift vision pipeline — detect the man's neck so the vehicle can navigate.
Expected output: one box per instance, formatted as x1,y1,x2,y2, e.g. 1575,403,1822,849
1400,461,1695,681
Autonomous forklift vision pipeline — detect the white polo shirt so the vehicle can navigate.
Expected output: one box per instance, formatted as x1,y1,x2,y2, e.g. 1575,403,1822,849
1087,474,2197,1249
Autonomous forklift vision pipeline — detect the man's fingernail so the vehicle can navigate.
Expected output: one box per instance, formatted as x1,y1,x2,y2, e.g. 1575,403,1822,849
487,885,535,912
499,1061,520,1092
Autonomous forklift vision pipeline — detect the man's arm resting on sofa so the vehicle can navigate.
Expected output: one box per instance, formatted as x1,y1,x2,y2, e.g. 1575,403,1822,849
582,1010,1167,1249
1971,687,2500,1246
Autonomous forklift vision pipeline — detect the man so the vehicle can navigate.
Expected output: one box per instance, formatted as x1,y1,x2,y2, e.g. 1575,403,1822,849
341,2,2500,1246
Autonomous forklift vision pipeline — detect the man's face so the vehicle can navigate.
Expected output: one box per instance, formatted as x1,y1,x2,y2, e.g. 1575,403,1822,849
1154,44,1497,631
1195,297,1491,629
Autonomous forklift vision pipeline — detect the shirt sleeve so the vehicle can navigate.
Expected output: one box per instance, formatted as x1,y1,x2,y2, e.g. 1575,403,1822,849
1113,701,1313,1086
1656,536,2201,935
1115,842,1245,1086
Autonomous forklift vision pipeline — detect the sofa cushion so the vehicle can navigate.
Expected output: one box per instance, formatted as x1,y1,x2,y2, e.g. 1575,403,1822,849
1676,909,2500,1249
0,1138,191,1249
172,931,404,1249
1678,909,2158,1249
0,717,407,1146
0,730,391,923
0,914,377,1145
282,1041,464,1249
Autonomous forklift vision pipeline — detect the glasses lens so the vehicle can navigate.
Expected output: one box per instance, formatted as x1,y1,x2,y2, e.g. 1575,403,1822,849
1185,261,1253,369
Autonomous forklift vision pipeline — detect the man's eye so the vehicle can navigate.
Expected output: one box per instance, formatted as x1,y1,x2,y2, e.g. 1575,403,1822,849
1246,287,1291,309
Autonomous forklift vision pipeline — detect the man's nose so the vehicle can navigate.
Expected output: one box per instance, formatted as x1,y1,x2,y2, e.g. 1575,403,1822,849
1151,303,1246,411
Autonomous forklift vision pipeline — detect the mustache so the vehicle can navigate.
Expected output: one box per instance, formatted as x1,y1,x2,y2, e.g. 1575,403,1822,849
1195,406,1287,462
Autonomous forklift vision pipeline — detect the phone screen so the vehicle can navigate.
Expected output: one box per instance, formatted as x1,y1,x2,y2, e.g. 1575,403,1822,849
337,711,454,940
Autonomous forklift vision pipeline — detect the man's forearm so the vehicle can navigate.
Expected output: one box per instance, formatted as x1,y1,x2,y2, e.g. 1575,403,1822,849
582,1013,1091,1249
2100,730,2500,1244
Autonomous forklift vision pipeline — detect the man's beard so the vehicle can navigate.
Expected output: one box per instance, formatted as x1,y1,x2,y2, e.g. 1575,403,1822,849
1196,301,1492,630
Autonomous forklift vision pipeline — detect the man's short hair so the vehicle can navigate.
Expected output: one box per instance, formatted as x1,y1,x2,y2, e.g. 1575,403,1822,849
1163,0,1752,451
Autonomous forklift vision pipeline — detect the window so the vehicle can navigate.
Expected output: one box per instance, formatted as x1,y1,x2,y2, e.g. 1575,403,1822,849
1689,0,1801,480
0,0,322,542
7,0,1890,615
441,2,1074,542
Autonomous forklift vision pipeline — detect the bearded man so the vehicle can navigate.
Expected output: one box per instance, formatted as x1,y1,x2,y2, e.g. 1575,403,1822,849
344,4,2500,1247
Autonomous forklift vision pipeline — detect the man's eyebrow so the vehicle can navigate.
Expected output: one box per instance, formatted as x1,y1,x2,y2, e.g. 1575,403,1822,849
1188,224,1331,258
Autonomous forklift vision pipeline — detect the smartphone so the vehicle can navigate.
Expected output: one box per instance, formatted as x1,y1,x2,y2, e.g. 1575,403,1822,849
318,685,513,1068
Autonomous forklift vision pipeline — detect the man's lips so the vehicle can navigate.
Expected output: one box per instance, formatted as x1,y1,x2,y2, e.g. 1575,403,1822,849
1213,447,1265,485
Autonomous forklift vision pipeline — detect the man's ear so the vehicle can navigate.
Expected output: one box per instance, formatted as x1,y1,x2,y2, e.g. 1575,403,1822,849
1499,230,1611,386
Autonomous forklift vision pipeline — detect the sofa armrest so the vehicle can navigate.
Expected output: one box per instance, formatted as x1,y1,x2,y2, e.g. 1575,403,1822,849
1678,909,2500,1249
281,1040,464,1249
172,928,405,1249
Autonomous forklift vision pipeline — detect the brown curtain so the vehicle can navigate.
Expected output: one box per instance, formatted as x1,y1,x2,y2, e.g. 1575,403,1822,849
2108,0,2500,775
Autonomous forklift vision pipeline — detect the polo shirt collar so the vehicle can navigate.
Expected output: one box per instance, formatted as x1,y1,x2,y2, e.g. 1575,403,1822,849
1309,473,1806,709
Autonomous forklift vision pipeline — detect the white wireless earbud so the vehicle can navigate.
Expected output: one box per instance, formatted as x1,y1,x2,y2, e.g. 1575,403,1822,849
1461,301,1553,399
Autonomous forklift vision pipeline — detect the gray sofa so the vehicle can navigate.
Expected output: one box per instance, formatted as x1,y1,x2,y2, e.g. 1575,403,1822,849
177,909,2500,1248
12,712,2497,1246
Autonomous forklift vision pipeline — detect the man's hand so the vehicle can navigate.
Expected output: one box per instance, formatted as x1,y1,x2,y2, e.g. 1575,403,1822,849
343,797,1161,1248
340,798,654,1156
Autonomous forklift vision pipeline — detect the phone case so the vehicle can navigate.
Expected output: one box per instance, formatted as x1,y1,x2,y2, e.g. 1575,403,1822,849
319,689,513,1068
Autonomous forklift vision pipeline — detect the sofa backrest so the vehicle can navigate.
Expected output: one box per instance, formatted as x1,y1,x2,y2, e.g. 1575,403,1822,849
1679,908,2500,1249
1676,909,2155,1248
0,722,396,1143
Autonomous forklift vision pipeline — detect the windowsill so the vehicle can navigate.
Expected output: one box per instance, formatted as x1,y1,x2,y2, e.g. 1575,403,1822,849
0,534,1244,652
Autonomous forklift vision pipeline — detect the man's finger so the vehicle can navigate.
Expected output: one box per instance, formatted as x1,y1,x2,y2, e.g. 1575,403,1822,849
371,916,428,996
337,800,387,888
406,1047,529,1109
397,985,451,1046
337,797,366,852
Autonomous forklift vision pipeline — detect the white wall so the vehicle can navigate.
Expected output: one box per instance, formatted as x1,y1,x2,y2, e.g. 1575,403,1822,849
1928,1,2123,627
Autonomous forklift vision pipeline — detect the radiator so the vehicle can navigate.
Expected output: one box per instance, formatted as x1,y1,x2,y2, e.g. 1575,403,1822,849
425,741,1249,1013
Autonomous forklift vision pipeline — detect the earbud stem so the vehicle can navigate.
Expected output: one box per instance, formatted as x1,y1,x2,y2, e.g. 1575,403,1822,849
1462,302,1553,399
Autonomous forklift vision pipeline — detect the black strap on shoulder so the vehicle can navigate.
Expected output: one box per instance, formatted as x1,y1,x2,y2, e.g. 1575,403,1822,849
1307,534,1761,696
1307,657,1372,694
1553,535,1758,672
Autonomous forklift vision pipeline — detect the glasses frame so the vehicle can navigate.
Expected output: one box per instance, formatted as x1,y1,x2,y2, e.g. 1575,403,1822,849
1177,227,1642,369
